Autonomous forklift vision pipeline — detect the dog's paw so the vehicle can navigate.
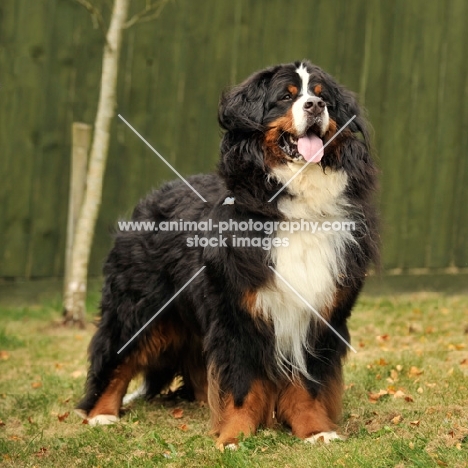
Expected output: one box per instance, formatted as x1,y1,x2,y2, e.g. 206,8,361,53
88,414,119,426
215,437,239,451
305,431,344,444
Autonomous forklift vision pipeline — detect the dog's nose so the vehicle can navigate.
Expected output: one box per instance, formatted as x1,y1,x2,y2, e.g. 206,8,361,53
303,97,325,115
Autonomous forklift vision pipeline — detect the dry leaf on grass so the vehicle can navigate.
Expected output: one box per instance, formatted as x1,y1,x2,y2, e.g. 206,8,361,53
31,382,42,389
391,415,402,424
34,447,48,457
0,420,5,427
376,334,390,342
410,420,420,426
0,351,9,360
408,366,423,377
171,408,184,419
58,412,69,422
369,389,388,403
178,424,188,431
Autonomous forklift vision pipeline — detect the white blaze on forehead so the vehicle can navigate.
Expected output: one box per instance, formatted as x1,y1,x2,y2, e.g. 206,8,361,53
292,63,329,139
296,63,311,96
292,64,312,135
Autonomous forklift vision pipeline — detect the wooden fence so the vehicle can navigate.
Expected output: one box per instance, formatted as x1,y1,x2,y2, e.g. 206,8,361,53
0,0,467,278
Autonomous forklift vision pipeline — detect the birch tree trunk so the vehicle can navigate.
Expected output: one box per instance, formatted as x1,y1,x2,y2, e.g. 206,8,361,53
63,0,130,327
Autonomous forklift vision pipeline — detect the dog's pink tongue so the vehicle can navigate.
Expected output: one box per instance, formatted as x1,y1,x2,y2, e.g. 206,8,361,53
298,134,324,163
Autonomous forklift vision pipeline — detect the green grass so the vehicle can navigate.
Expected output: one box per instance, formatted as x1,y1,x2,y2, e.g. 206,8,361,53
0,293,467,467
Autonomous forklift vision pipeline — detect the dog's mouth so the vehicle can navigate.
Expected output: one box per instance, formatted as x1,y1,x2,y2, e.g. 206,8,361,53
278,124,324,164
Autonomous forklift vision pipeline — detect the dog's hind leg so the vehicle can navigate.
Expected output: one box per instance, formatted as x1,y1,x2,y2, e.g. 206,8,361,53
77,316,185,424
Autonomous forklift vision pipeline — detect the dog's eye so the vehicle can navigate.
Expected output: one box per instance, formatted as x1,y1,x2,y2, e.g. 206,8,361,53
281,93,292,101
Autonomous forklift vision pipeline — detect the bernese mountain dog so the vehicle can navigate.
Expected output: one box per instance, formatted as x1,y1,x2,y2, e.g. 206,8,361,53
76,60,378,448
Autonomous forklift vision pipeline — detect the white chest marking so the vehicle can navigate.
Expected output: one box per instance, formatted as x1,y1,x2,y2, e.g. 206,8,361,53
258,163,354,379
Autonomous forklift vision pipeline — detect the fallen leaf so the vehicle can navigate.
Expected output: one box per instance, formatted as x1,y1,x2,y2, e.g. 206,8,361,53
410,420,420,426
377,358,388,366
34,447,48,457
82,419,89,425
31,382,42,389
409,323,422,334
409,366,423,377
0,351,9,360
460,358,468,366
369,389,388,403
391,415,402,424
417,387,424,394
28,416,34,424
404,395,414,403
393,390,405,399
70,370,84,379
0,420,5,427
178,424,188,431
172,408,183,419
57,412,69,422
376,334,390,342
447,368,454,376
396,365,403,371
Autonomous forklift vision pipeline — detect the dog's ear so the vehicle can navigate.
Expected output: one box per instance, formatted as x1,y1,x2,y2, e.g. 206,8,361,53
333,86,370,147
218,68,277,132
314,65,370,148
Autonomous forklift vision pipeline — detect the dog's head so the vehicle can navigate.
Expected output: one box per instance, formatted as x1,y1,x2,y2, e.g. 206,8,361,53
219,60,369,169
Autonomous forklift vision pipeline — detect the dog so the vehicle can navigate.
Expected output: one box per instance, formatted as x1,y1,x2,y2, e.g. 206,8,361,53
76,60,378,448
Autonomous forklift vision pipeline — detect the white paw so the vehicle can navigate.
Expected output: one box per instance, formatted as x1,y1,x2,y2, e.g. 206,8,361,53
305,431,344,444
88,414,119,426
225,443,238,451
122,382,146,405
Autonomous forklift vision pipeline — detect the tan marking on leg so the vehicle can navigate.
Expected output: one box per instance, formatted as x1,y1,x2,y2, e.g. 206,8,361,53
88,358,137,418
277,380,340,439
214,379,276,448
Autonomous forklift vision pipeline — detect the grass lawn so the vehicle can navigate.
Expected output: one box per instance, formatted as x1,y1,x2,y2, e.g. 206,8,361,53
0,292,467,467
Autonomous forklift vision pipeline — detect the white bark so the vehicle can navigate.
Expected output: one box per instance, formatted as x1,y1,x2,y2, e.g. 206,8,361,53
64,0,130,326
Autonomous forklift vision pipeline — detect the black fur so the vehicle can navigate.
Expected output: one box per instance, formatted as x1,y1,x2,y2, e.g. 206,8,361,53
77,61,379,439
